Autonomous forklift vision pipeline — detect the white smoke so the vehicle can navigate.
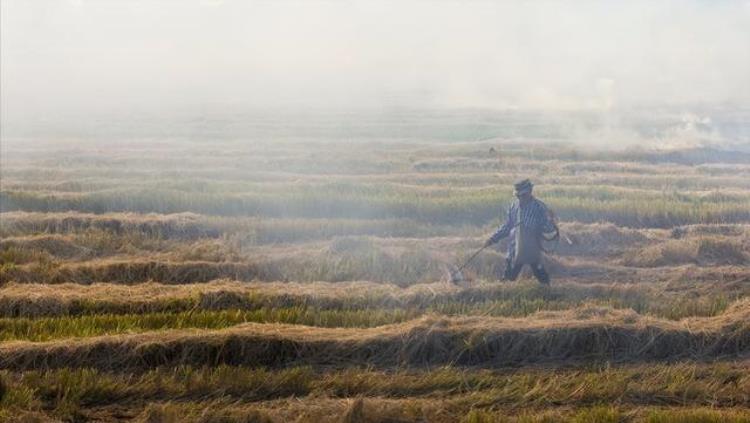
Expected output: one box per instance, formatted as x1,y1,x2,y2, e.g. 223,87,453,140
656,113,722,150
1,0,749,149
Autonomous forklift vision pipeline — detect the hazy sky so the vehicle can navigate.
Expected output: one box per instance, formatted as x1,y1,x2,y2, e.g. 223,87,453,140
2,0,749,120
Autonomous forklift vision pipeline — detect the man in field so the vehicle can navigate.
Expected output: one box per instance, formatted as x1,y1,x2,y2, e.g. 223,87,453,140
484,179,557,284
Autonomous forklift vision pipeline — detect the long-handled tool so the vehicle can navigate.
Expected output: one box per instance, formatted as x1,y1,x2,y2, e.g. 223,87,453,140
449,244,490,284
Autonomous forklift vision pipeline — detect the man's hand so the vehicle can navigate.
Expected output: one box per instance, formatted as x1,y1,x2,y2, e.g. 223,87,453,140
484,238,495,247
547,209,558,228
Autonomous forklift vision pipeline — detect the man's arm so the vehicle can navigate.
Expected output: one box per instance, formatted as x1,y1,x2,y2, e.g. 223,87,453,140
537,201,557,233
485,203,515,246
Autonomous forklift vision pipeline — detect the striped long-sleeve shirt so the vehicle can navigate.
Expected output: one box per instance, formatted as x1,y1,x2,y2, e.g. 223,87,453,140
489,197,555,246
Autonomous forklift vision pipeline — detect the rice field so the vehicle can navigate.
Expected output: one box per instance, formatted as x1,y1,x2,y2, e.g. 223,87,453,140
1,134,749,422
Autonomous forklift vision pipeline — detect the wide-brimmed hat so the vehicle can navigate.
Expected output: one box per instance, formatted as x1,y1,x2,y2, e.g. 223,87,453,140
514,178,534,194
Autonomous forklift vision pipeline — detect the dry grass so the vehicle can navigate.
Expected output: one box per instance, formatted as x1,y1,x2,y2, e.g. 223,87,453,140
622,236,748,267
0,211,221,240
0,301,747,371
4,362,750,422
1,259,265,285
2,219,747,289
0,279,742,322
3,139,750,419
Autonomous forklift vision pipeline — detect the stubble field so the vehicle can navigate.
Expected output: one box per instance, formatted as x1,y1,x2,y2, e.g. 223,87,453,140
1,130,749,422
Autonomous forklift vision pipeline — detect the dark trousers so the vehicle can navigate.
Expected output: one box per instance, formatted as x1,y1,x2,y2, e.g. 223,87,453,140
504,257,550,284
